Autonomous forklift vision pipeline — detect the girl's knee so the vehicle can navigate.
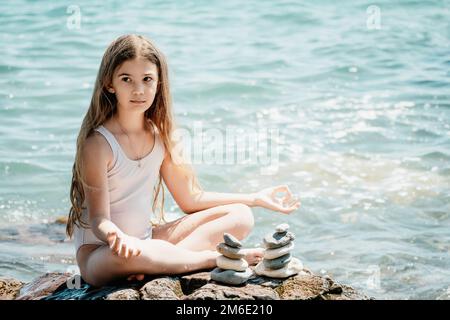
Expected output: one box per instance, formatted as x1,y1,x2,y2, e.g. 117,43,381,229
83,247,128,287
229,203,255,232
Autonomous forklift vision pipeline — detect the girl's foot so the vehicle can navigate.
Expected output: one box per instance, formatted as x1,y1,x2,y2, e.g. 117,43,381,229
127,274,145,281
241,247,264,266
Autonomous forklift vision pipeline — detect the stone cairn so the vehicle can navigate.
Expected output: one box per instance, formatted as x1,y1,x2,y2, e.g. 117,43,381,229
210,233,253,285
255,223,304,278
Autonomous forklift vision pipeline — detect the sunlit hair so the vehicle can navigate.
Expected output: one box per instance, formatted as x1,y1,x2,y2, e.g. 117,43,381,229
66,34,201,238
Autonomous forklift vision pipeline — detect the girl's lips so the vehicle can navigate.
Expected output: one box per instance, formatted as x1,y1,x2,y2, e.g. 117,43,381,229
130,100,146,103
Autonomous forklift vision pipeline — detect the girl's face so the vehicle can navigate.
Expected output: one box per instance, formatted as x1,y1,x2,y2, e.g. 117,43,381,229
109,57,159,113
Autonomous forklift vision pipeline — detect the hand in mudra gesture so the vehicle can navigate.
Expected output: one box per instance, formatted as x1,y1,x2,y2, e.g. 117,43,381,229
253,185,300,214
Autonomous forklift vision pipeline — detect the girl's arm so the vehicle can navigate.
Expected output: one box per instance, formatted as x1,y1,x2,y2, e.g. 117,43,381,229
160,154,301,214
82,133,142,258
82,133,122,242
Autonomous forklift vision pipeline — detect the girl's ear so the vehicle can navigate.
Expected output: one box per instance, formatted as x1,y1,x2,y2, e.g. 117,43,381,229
106,84,115,93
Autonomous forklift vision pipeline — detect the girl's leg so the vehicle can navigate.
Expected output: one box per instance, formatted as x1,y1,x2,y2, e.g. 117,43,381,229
152,203,256,251
127,203,262,282
80,239,220,287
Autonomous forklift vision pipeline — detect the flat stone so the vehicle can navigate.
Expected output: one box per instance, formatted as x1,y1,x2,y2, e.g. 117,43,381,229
216,255,248,272
223,233,242,248
263,253,292,270
264,242,294,259
210,268,253,286
216,243,245,259
263,231,295,249
184,283,279,300
254,257,304,278
275,223,290,233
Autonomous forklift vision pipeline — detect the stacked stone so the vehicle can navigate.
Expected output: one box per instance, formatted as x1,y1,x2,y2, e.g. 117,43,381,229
210,233,252,285
255,223,304,278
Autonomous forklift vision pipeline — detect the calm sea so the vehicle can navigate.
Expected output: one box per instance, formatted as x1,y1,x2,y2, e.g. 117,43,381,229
0,0,449,299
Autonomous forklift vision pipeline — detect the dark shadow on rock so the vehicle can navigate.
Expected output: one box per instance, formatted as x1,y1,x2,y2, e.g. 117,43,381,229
43,275,154,300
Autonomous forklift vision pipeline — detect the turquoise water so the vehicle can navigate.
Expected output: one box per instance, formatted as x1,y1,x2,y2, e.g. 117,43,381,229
1,0,449,299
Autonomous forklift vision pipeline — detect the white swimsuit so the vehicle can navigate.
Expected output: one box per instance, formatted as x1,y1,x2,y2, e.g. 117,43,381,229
73,123,166,255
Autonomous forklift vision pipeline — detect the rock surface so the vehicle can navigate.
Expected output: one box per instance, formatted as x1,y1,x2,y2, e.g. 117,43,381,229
16,272,73,300
0,277,25,300
0,267,372,300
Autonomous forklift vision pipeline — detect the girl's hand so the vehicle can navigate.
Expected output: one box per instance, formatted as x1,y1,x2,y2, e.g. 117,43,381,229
106,231,142,259
253,185,300,214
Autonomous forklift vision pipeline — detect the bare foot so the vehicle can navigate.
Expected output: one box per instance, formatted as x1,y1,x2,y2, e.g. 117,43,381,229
241,247,264,266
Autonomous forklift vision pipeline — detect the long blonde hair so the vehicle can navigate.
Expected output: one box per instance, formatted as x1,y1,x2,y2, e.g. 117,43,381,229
66,34,201,238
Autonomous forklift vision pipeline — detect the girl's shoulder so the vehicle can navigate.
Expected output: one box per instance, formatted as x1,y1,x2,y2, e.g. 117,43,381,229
83,130,114,168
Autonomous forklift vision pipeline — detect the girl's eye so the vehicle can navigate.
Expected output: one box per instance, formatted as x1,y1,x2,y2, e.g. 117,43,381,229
143,77,153,82
121,77,131,82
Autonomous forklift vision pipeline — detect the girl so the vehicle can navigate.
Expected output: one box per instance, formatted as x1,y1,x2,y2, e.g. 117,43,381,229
66,34,300,287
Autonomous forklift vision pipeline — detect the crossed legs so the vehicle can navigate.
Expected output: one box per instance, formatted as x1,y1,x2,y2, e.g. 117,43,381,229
77,203,262,287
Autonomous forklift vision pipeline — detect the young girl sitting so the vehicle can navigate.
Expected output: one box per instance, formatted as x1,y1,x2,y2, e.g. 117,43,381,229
66,34,300,287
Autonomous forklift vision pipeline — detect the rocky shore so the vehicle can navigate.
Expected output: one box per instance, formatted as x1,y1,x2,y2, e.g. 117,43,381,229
0,217,372,300
1,267,371,300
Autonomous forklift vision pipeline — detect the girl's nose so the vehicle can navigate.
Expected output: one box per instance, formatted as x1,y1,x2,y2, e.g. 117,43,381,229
132,84,145,95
